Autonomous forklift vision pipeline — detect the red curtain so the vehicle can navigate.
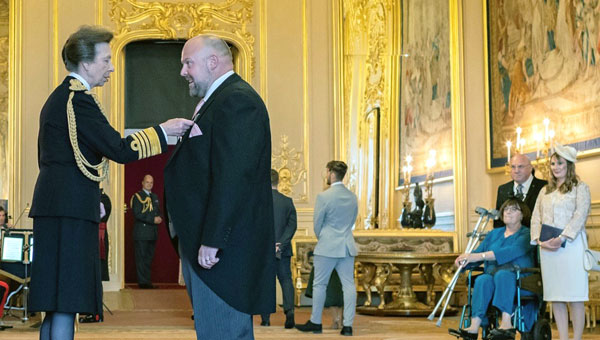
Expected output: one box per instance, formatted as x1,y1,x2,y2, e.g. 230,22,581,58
124,146,179,284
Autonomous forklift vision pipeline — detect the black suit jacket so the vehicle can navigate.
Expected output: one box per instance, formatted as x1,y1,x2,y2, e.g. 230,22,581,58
164,73,275,315
131,190,161,241
272,189,297,257
30,76,167,222
494,177,547,228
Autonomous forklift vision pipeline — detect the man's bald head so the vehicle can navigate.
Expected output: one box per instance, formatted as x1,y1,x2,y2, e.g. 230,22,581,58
186,35,232,61
510,154,533,184
142,174,154,191
180,35,233,98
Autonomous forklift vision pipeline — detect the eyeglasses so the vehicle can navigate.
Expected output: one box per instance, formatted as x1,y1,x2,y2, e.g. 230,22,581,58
504,206,521,212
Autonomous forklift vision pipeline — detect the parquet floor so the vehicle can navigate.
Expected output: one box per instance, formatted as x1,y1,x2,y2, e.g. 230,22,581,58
1,289,599,339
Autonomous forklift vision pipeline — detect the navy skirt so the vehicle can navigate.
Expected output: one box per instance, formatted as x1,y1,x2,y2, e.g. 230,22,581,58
29,216,102,316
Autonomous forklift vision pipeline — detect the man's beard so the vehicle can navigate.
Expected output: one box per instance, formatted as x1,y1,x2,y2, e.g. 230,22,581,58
326,176,331,186
189,80,208,98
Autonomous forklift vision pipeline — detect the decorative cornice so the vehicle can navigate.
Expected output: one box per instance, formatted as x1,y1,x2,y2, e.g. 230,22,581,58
109,0,255,77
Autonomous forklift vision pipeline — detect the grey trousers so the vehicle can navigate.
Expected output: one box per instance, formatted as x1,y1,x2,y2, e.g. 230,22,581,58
309,255,356,327
180,253,254,340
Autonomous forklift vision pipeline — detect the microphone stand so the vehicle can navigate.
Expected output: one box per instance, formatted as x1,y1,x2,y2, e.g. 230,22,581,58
11,203,30,228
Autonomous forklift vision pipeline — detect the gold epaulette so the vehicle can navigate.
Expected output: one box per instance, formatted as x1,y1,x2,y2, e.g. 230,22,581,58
131,192,153,213
67,78,109,182
129,127,163,160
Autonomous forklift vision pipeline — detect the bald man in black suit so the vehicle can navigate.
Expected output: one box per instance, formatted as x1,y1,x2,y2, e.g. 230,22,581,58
494,154,547,228
164,35,275,340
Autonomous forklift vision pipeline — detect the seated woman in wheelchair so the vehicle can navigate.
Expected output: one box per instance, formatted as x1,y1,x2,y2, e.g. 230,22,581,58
449,198,536,340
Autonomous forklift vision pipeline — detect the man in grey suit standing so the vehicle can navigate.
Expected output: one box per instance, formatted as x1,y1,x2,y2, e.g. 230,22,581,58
296,160,358,336
260,169,297,328
131,174,162,289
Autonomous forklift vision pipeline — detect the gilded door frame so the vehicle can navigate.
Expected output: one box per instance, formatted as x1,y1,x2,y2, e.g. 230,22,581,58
107,0,256,288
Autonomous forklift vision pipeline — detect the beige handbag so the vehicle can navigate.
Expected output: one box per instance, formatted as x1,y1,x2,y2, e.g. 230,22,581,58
582,231,600,272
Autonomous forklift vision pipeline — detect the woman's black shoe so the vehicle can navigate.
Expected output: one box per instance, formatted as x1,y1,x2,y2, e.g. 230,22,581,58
448,328,478,340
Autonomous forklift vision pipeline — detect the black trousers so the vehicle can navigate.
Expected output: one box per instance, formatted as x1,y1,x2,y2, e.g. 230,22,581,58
134,239,156,285
261,255,294,321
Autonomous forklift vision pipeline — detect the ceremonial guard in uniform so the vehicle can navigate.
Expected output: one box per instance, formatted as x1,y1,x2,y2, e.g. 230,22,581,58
131,175,162,289
28,25,191,340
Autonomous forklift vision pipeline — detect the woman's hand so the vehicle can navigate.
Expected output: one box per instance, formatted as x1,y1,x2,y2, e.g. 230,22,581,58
160,118,195,137
539,237,562,251
455,253,474,267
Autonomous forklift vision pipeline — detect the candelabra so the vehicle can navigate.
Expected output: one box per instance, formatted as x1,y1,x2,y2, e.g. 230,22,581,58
400,166,412,228
423,172,436,228
531,142,552,180
504,118,555,180
400,152,436,229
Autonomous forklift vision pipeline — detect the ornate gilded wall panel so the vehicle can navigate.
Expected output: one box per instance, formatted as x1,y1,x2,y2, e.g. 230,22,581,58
336,0,464,244
272,135,307,202
341,0,393,229
0,0,8,200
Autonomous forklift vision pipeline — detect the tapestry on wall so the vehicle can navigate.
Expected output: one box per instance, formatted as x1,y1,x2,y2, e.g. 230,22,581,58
398,0,453,185
487,0,600,168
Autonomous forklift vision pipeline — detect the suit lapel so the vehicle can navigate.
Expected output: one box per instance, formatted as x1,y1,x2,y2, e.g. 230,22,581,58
192,73,240,123
504,181,515,199
524,178,541,206
165,74,241,168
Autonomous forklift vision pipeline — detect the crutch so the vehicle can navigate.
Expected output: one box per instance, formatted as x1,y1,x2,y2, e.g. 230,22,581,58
428,207,498,326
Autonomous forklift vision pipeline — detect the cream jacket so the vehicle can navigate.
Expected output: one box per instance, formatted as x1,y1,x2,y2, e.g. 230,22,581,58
530,181,591,242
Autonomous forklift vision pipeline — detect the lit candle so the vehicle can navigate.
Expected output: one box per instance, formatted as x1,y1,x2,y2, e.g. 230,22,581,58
506,140,512,162
516,127,522,149
549,130,555,153
543,118,550,142
520,138,526,153
426,150,437,178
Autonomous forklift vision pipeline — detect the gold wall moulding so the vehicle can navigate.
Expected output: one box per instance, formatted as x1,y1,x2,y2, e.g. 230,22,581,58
339,0,394,229
271,135,307,202
0,0,8,199
109,0,256,77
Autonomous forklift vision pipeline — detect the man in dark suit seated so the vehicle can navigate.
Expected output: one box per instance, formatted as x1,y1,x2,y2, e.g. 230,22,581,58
494,154,547,228
260,169,297,328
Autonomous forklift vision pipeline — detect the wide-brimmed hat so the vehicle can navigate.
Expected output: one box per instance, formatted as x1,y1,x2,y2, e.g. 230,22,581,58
554,143,577,163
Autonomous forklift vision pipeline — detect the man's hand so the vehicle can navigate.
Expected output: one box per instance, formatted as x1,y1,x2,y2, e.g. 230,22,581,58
154,216,163,224
275,243,281,254
160,118,194,137
198,245,220,269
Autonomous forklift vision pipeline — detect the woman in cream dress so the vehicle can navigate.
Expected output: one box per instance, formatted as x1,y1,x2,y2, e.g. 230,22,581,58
530,144,591,340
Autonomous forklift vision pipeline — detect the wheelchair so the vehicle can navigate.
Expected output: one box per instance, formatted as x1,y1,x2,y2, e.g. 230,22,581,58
450,263,552,340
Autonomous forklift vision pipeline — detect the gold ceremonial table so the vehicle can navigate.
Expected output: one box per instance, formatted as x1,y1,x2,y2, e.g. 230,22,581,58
356,251,458,316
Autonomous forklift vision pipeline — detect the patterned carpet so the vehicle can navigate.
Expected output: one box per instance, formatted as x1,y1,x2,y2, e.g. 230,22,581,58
1,289,599,339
